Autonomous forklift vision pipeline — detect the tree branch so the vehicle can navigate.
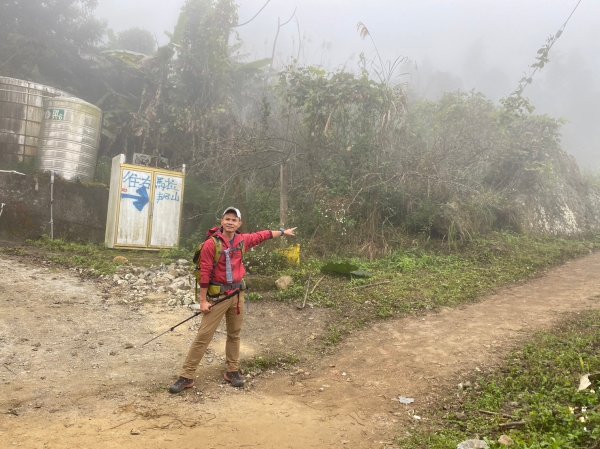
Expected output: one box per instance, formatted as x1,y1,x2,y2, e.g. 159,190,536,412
235,0,273,28
270,8,297,68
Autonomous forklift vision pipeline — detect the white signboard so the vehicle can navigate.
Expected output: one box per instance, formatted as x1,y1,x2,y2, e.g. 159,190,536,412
105,155,185,249
150,174,183,247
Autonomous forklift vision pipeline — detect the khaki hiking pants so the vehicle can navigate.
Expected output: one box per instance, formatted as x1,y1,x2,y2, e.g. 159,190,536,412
180,291,245,379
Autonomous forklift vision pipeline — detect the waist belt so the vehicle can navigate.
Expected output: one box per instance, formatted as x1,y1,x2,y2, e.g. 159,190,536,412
209,282,245,293
216,282,244,291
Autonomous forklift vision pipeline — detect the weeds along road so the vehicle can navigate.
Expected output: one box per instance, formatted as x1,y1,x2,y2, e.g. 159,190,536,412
1,251,600,449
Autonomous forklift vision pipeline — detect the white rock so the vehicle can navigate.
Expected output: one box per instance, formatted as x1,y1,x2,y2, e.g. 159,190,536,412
153,277,171,286
498,435,514,446
457,440,489,449
275,275,294,290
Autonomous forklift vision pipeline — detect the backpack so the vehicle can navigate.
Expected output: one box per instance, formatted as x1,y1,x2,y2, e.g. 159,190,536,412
192,227,246,299
192,227,222,268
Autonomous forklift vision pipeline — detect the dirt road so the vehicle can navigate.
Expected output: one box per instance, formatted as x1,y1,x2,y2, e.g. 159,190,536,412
1,252,600,449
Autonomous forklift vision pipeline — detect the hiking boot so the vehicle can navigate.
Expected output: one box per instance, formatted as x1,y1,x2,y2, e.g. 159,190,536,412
224,371,245,388
168,376,194,394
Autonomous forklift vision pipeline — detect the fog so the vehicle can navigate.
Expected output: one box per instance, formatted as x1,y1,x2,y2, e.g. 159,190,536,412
96,0,600,171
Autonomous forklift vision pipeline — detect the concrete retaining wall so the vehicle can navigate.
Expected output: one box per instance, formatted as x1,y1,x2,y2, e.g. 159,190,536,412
0,172,108,242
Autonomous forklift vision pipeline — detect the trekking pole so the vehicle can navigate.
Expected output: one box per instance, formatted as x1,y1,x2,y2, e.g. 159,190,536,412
141,312,201,346
141,290,240,346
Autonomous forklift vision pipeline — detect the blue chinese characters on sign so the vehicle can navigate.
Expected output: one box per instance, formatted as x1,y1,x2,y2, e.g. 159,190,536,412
155,175,181,203
121,171,151,211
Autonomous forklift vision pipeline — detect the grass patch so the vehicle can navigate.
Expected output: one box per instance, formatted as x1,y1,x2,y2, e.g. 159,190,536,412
323,324,346,346
246,291,264,302
269,232,599,345
159,246,191,264
399,310,600,449
25,236,120,275
23,236,169,275
242,352,300,375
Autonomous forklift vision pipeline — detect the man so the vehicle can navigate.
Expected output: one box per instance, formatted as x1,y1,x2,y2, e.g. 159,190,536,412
169,207,297,393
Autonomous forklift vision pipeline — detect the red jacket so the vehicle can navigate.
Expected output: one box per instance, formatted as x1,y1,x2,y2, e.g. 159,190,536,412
199,228,273,288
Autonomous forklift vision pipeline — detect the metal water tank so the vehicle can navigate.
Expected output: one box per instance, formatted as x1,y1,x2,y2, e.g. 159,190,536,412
38,96,102,181
0,76,65,167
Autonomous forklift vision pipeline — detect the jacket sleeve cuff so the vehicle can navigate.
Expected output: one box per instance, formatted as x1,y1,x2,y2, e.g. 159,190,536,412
270,230,274,239
200,282,210,288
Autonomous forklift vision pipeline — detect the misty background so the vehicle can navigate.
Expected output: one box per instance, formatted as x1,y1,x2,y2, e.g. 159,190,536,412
95,0,600,172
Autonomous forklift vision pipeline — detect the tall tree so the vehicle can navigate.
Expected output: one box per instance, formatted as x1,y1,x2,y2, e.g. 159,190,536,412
170,0,238,165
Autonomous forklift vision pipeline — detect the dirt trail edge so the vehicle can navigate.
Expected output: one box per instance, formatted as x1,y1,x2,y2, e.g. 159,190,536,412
1,252,600,449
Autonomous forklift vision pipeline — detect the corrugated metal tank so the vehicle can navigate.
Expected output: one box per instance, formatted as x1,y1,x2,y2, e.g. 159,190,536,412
0,76,65,167
38,96,102,181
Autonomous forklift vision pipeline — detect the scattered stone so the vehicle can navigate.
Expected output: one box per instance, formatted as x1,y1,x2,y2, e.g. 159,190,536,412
103,259,219,308
153,277,170,287
124,343,134,349
275,275,294,290
130,429,141,435
113,256,129,265
498,435,514,446
457,440,489,449
454,411,467,420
